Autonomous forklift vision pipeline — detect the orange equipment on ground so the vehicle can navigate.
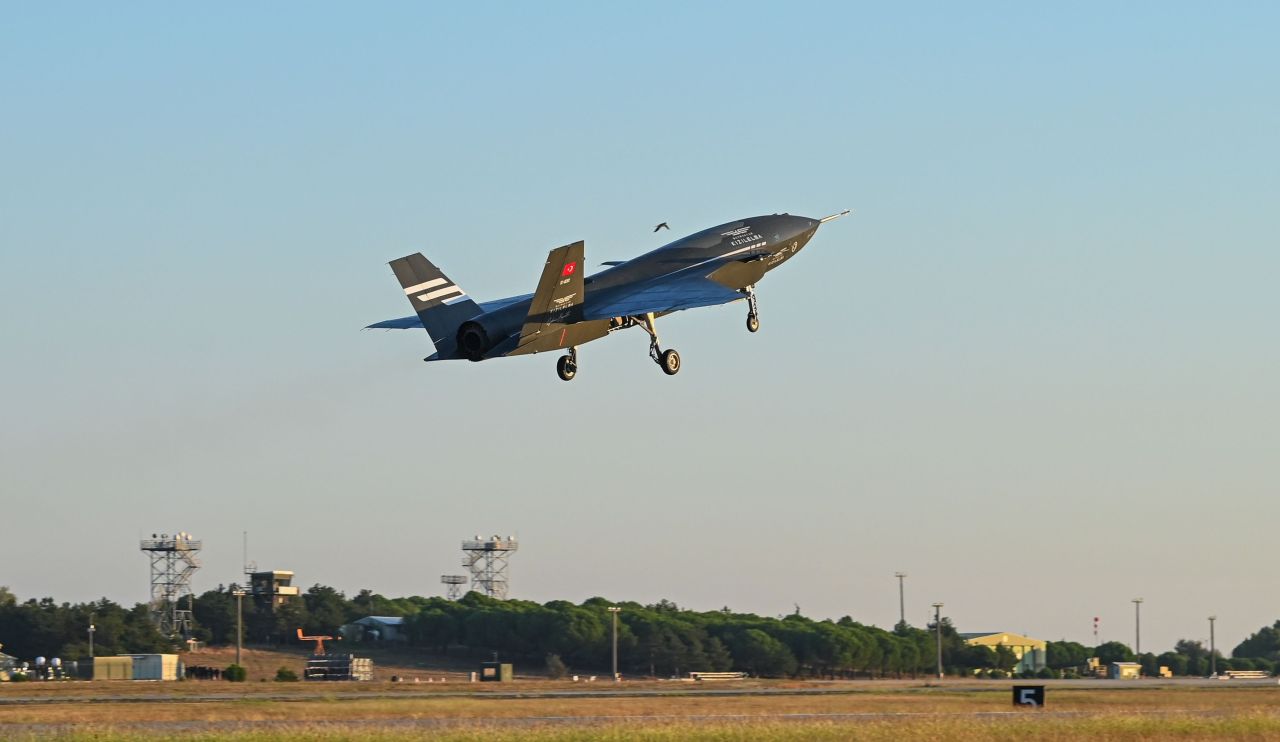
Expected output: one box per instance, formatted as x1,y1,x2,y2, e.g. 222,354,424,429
296,628,334,655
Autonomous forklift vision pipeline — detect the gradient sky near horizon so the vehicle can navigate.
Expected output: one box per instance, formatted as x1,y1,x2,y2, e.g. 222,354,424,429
3,2,1278,654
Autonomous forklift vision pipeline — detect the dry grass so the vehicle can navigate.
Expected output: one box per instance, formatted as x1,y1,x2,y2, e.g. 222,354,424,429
4,682,1279,740
10,714,1280,742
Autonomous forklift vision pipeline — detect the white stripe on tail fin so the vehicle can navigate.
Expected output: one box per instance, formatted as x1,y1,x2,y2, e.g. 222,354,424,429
388,253,482,353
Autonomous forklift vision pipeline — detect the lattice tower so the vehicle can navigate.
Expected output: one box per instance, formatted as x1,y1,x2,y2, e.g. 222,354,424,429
440,575,468,600
139,532,202,637
461,535,518,599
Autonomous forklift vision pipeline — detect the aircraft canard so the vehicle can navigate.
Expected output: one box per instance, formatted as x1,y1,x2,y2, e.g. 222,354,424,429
367,210,851,380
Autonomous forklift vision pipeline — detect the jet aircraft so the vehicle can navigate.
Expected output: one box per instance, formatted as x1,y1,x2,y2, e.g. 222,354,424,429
367,210,850,381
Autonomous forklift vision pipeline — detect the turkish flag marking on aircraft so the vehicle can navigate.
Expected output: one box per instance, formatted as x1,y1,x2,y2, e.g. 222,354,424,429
562,262,577,277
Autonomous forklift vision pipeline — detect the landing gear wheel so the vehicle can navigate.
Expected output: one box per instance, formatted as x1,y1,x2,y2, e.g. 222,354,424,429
556,354,577,382
659,348,681,375
744,285,761,333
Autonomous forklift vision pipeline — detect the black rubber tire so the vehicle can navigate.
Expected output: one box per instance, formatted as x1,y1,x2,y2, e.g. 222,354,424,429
747,314,760,333
556,355,577,381
660,349,681,375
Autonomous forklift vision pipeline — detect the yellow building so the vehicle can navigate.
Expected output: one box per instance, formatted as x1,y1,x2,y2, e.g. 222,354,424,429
1110,661,1142,679
960,631,1048,674
92,656,133,680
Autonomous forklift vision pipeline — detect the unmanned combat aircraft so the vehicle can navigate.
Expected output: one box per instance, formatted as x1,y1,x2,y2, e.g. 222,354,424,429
367,210,850,381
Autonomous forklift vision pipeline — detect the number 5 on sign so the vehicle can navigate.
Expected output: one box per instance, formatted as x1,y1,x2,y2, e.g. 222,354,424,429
1013,685,1045,707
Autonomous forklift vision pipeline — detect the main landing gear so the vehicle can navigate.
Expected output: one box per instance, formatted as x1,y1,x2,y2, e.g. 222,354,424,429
553,313,682,381
556,347,578,382
640,312,681,375
744,285,760,333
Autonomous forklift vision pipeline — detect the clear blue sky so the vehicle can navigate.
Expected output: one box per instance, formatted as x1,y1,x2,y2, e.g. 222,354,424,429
2,2,1277,654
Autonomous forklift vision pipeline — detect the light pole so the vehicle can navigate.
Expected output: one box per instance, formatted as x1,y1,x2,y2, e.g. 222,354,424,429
1209,616,1217,676
607,607,621,681
88,613,95,658
1132,598,1143,659
932,603,944,679
232,586,247,666
894,573,907,628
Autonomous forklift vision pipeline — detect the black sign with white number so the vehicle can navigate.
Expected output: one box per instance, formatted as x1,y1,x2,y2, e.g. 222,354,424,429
1013,685,1045,707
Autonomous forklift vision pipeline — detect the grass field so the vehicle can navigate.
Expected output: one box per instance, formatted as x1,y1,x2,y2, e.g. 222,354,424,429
4,679,1279,740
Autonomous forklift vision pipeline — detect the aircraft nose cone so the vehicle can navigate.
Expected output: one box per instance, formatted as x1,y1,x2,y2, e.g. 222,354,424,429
789,215,818,239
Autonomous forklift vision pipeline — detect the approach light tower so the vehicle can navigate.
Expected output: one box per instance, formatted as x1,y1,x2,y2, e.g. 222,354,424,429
462,535,518,599
139,532,202,637
441,574,468,600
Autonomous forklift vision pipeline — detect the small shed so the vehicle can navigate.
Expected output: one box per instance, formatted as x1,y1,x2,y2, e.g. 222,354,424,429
93,656,134,680
1110,661,1142,679
122,654,181,681
480,661,514,682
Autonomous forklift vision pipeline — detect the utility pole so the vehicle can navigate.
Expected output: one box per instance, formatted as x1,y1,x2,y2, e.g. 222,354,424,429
1132,598,1143,659
894,572,907,628
1209,616,1217,676
88,613,95,658
932,603,944,679
607,606,621,681
232,585,247,666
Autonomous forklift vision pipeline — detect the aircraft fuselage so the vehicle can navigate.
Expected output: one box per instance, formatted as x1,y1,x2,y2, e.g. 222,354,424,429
473,214,819,359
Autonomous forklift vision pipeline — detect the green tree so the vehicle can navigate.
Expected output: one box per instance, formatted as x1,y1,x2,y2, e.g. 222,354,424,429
303,585,351,635
192,588,237,645
1094,641,1135,664
1046,641,1091,670
1175,639,1208,675
994,645,1018,672
545,653,568,679
1233,621,1280,661
729,629,797,677
408,607,459,653
1157,651,1188,676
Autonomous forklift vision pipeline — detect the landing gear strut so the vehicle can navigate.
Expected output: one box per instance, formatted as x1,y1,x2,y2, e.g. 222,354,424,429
556,347,578,381
745,285,760,333
639,312,681,376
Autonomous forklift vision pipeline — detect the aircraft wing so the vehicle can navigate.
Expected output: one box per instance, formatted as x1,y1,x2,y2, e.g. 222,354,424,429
364,295,530,331
582,267,745,320
365,315,423,329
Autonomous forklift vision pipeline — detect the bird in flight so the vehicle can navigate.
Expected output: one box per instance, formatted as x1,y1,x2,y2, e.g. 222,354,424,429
653,222,669,232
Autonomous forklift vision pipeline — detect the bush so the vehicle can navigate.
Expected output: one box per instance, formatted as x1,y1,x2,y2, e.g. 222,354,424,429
545,653,567,680
7,673,29,683
274,666,298,682
1035,668,1054,679
224,664,247,682
989,669,1006,679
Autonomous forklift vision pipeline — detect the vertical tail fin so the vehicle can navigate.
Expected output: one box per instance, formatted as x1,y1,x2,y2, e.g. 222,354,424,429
389,253,482,353
511,241,586,354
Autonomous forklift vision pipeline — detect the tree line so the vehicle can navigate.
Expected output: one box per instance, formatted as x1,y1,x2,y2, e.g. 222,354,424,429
3,585,1278,678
